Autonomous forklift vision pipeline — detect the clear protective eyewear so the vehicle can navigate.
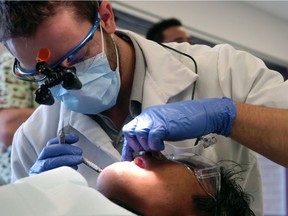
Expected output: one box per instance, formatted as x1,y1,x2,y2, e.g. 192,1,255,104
166,152,221,201
13,13,101,83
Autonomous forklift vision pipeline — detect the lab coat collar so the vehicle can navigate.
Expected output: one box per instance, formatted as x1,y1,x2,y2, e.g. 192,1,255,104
121,30,199,107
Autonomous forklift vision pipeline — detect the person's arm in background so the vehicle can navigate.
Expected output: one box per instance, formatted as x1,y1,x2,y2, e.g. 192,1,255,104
0,108,35,147
231,103,288,167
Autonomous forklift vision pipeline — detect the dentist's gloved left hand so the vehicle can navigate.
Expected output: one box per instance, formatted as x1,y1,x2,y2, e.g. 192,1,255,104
29,133,82,176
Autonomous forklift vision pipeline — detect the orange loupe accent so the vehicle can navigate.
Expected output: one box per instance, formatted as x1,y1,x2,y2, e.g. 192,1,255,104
36,48,51,62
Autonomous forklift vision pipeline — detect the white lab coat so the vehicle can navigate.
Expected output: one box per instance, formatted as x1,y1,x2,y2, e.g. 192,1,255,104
0,167,135,215
11,31,288,216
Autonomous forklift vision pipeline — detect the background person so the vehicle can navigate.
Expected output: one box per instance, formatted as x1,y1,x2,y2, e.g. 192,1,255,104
1,2,288,215
146,17,192,43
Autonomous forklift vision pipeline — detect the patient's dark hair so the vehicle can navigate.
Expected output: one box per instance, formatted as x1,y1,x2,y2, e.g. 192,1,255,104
192,161,255,216
102,160,255,216
146,18,182,43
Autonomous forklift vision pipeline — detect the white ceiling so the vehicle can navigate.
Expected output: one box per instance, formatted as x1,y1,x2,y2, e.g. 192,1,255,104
244,1,288,22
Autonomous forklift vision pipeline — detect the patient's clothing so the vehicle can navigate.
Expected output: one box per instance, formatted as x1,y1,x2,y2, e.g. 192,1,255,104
0,167,136,215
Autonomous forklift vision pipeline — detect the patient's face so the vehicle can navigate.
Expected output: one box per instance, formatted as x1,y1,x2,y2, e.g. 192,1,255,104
96,152,208,216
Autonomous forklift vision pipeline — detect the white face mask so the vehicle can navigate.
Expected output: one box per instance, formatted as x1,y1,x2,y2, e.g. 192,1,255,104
50,25,121,114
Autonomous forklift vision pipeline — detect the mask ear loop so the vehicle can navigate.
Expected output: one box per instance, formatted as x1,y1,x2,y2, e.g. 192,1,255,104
111,35,119,71
111,35,121,92
99,15,105,56
99,15,119,71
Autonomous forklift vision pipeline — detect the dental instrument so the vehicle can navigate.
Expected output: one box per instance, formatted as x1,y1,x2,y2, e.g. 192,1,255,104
58,126,103,173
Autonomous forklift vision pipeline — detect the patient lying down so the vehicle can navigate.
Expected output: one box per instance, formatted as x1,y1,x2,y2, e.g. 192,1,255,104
96,151,255,216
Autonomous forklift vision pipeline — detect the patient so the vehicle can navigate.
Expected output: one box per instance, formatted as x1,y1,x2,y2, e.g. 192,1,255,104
96,151,255,216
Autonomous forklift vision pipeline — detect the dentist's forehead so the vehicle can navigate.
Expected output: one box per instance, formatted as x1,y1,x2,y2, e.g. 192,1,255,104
5,11,93,69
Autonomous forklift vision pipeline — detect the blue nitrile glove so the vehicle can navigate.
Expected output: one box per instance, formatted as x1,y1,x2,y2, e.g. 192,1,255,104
29,133,82,175
122,97,236,161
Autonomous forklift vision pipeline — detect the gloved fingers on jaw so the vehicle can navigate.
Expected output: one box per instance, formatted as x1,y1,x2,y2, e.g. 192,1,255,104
123,118,152,151
38,144,83,159
121,142,135,161
122,134,144,153
122,118,138,133
47,133,79,145
134,129,150,151
148,129,166,151
133,117,155,151
123,122,145,152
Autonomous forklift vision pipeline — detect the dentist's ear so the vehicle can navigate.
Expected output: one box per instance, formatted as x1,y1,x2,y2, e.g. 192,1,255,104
98,0,116,34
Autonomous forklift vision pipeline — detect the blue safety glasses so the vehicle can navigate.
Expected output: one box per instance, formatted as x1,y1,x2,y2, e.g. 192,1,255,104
13,13,101,82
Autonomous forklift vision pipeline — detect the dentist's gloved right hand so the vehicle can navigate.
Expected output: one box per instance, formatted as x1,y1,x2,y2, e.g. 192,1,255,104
29,133,82,176
122,97,236,161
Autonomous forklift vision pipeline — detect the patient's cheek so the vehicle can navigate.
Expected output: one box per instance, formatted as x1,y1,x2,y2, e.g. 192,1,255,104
134,157,145,168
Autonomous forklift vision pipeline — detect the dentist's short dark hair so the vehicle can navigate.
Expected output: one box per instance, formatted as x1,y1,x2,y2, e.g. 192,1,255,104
0,1,99,42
